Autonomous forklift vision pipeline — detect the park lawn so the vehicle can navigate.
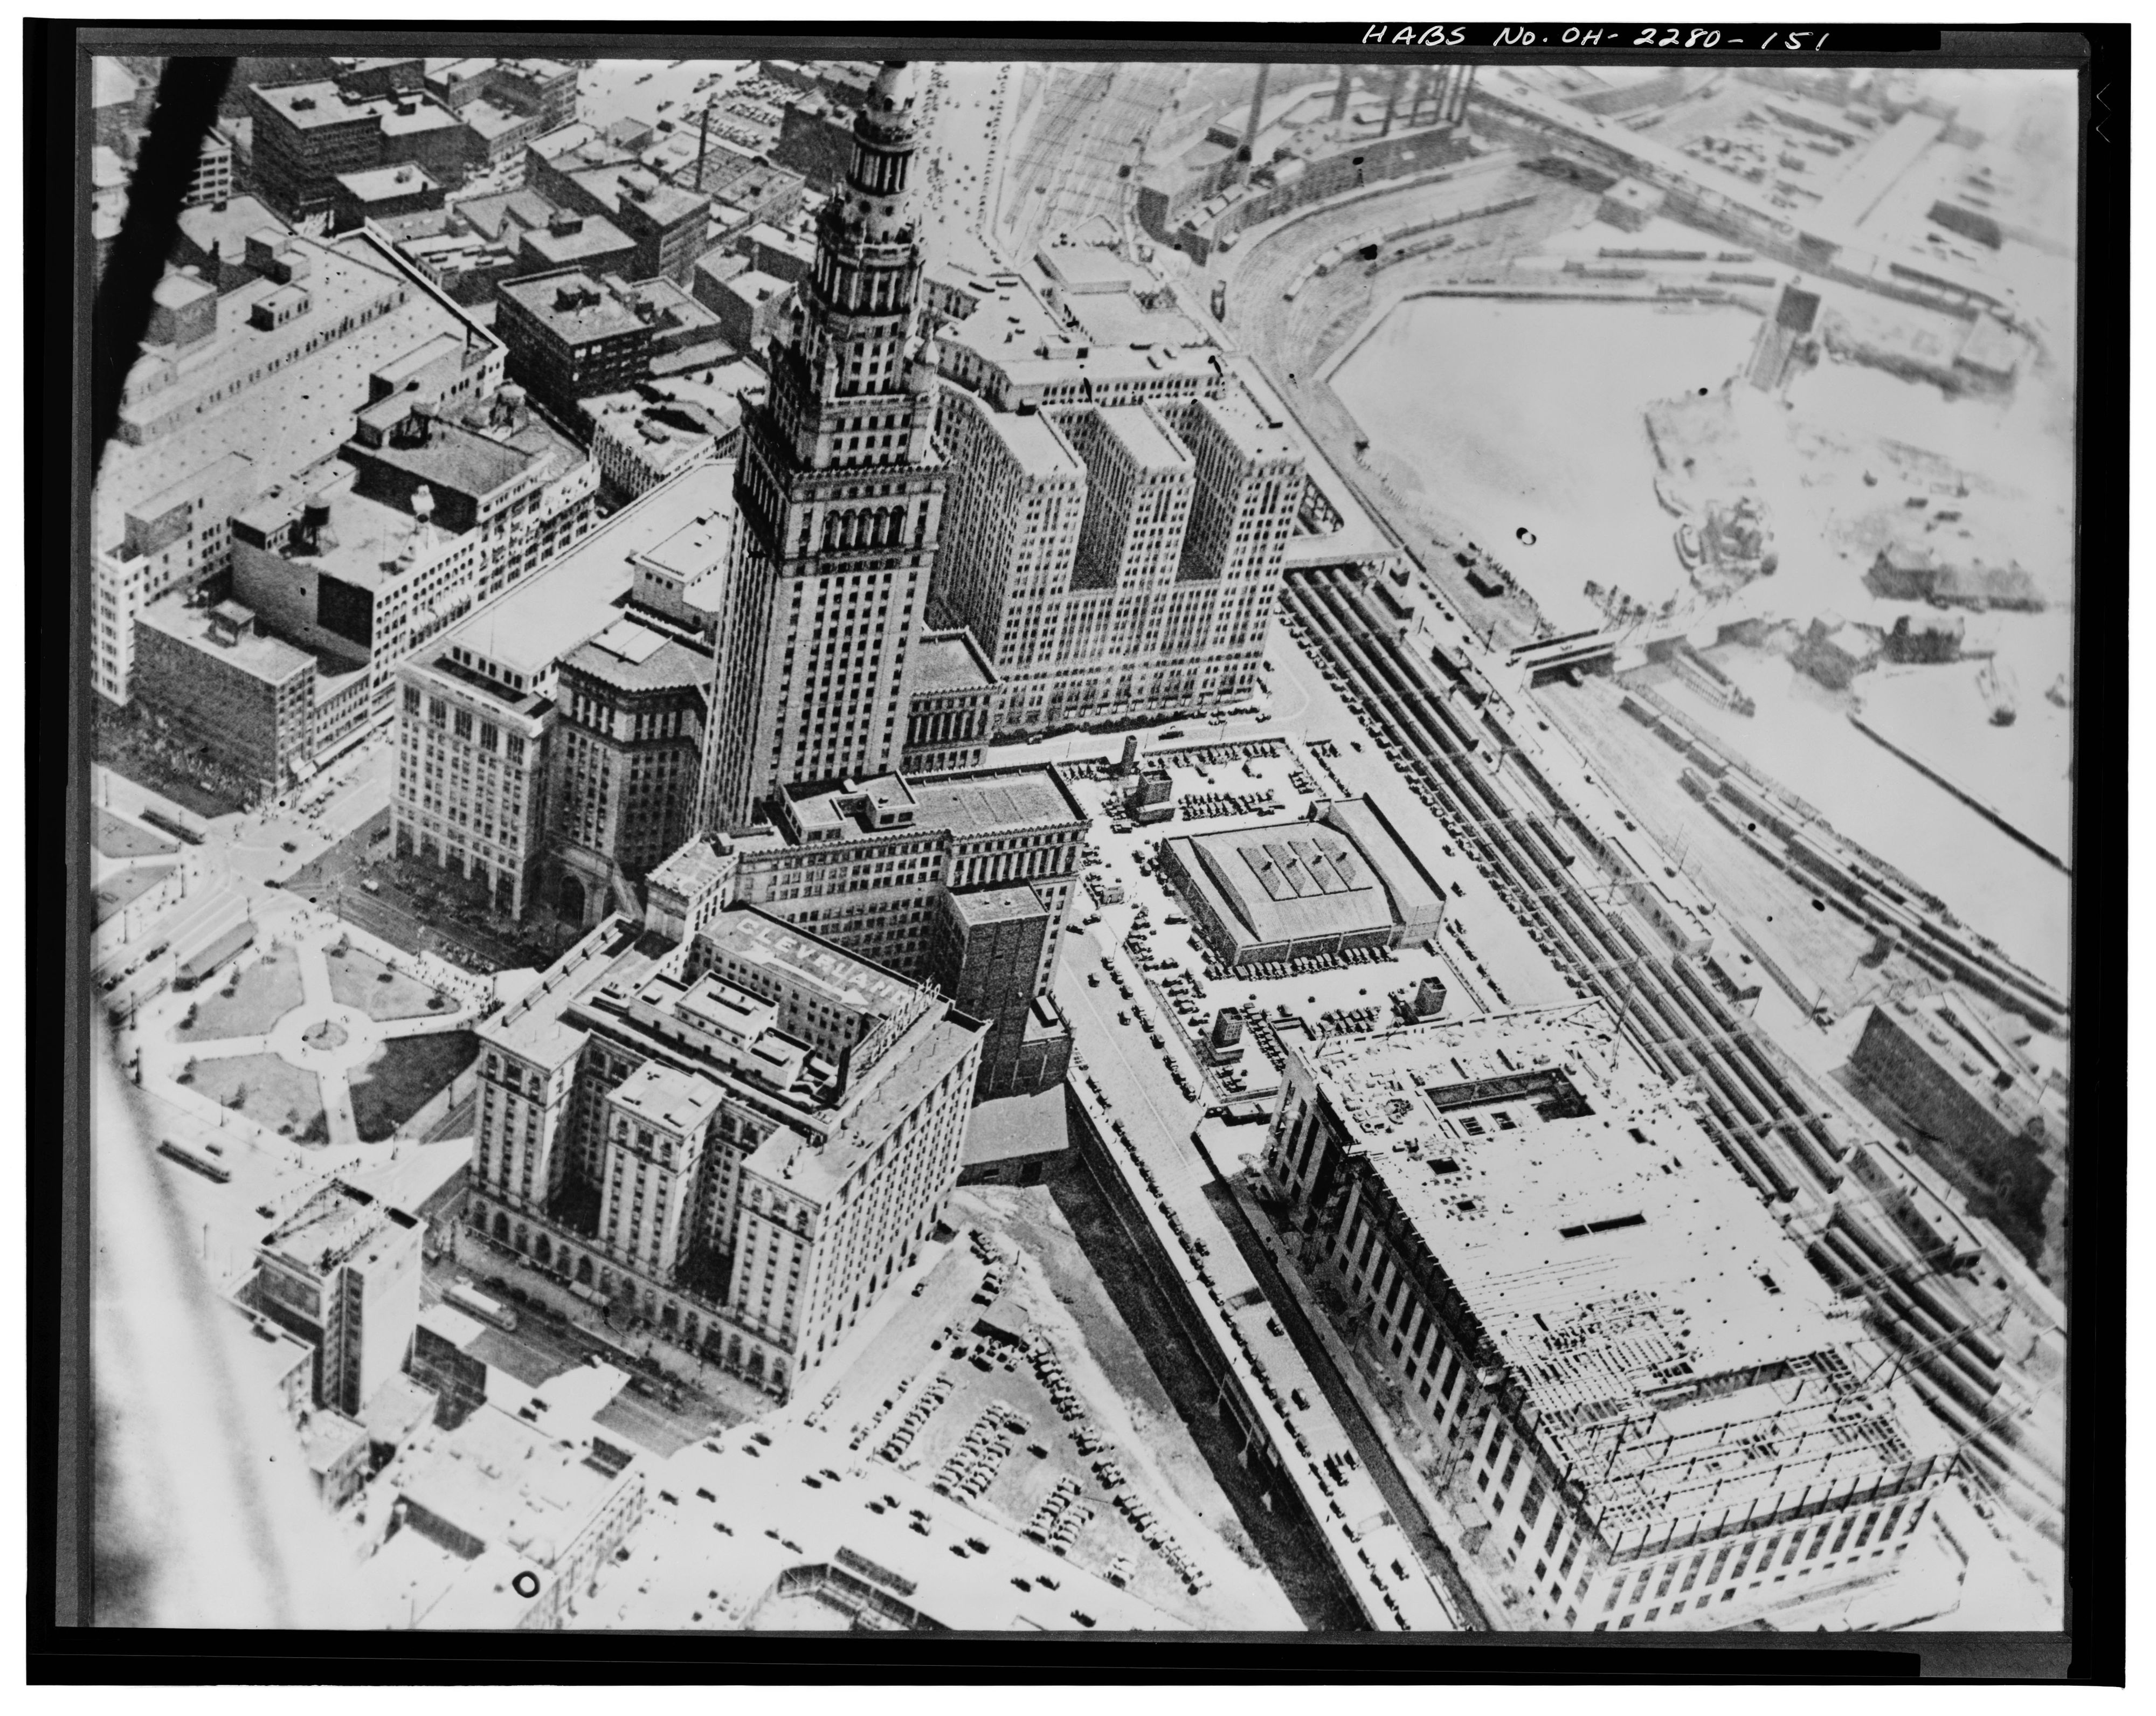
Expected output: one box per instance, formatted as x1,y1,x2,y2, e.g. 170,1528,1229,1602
326,941,455,1022
348,1030,479,1143
174,943,306,1041
181,1052,328,1143
94,807,179,860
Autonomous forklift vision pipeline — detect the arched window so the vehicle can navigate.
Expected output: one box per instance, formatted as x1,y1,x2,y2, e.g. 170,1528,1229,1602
534,1234,552,1265
576,1256,593,1285
492,1212,509,1242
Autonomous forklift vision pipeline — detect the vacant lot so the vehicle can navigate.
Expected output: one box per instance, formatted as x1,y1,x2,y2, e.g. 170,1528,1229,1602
327,942,454,1022
349,1030,479,1142
174,944,305,1041
182,1051,327,1143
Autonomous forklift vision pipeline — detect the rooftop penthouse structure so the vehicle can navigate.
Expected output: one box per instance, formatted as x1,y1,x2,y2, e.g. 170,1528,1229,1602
1264,1003,1955,1631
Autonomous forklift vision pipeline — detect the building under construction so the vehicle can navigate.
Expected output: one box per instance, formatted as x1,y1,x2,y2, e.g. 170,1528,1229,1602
1263,1004,1957,1631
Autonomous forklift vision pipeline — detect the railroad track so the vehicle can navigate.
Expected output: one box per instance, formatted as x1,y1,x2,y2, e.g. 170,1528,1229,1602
1278,565,2056,1514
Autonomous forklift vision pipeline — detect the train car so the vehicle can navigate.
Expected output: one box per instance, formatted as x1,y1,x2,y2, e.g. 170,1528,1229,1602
140,807,204,846
158,1138,231,1182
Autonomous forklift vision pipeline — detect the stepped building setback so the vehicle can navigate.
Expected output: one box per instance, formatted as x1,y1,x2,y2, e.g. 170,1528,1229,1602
1263,1004,1956,1632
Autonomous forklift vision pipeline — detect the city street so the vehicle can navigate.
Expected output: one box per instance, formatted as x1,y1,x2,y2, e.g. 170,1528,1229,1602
421,1248,753,1458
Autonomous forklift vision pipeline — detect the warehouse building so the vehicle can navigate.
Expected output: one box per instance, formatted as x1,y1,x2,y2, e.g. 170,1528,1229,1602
1158,795,1447,969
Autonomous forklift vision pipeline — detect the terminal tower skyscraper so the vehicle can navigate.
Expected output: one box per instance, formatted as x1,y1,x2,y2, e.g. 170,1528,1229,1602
699,60,946,831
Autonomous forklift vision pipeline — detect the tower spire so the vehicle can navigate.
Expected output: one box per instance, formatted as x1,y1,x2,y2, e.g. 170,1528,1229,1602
696,60,948,833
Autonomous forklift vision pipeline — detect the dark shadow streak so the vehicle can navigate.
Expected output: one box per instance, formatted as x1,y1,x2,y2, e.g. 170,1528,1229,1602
90,56,234,474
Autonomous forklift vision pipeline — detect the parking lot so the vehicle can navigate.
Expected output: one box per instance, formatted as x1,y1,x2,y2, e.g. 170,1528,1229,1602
1063,737,1509,1101
828,1213,1301,1629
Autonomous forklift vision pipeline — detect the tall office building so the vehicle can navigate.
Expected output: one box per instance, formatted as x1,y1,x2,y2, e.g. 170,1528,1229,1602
699,61,946,830
931,382,1305,734
464,906,985,1400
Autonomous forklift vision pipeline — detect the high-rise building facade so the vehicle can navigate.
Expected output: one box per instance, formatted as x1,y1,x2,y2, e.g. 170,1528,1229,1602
931,381,1305,734
700,61,946,829
547,620,711,924
392,468,730,920
463,907,986,1400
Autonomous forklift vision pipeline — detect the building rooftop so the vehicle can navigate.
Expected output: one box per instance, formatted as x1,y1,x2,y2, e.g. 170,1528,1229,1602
460,99,530,143
252,80,442,135
910,628,997,697
1035,243,1143,294
433,460,733,680
253,481,460,597
517,216,638,273
575,1419,1181,1632
1188,390,1301,467
390,1396,643,1570
569,162,710,230
528,119,602,160
911,766,1087,835
453,187,559,240
780,765,1082,847
172,195,289,264
226,1300,316,1399
1097,402,1193,473
116,449,257,543
300,1408,370,1476
610,1058,727,1136
260,1179,421,1276
351,411,535,501
135,592,315,684
1297,1003,1955,1539
646,835,733,902
697,907,921,1025
946,883,1048,928
98,230,495,549
497,268,647,344
960,1083,1072,1170
484,919,665,1074
1170,818,1400,950
336,163,441,204
980,398,1084,479
715,267,790,310
560,623,711,695
483,907,970,1184
424,55,496,85
360,1527,551,1631
738,1008,983,1205
1061,289,1210,353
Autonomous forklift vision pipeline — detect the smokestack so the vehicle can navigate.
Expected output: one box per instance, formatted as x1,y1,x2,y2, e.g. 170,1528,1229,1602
1380,65,1407,137
1236,64,1272,183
